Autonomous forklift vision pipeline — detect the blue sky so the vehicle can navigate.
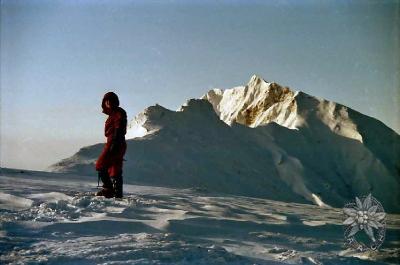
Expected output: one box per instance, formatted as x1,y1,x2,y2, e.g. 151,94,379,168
1,0,399,170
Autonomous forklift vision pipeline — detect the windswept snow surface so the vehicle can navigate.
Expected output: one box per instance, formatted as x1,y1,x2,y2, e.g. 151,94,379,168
1,169,399,264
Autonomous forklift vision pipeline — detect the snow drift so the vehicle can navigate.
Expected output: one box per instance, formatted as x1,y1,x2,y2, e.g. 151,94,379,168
49,75,400,213
4,170,399,264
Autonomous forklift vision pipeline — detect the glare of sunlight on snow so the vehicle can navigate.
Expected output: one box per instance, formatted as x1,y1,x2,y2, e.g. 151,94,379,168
125,124,148,139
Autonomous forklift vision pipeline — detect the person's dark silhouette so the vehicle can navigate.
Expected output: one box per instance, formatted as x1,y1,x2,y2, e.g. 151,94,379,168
95,92,127,198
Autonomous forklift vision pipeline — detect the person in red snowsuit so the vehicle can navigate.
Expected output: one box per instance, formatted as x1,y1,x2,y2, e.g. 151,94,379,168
95,92,127,198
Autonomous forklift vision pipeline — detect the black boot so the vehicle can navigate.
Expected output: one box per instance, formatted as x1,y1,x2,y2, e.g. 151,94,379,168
112,174,123,198
96,170,114,198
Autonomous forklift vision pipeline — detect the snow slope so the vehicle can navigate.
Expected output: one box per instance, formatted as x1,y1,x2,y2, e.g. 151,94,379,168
49,75,400,213
1,169,399,264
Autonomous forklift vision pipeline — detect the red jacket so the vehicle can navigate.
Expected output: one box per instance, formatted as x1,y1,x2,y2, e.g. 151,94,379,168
95,106,127,177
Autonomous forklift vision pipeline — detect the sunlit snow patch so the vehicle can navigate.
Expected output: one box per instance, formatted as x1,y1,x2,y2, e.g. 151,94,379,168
0,192,33,210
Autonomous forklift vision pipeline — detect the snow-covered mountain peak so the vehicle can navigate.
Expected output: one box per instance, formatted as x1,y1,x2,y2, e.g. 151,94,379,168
201,75,300,129
201,75,366,143
126,99,219,140
178,98,221,120
126,104,171,139
127,74,365,144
